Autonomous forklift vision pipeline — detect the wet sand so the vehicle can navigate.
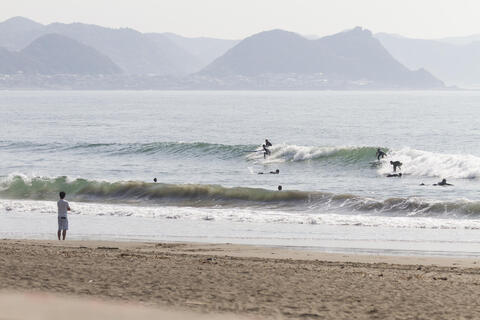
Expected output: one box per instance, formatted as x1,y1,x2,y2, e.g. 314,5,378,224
1,240,479,319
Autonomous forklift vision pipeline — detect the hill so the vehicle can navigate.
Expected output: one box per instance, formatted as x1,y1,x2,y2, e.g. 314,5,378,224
376,33,480,87
0,17,203,75
160,33,238,69
21,33,122,74
0,17,44,51
200,28,443,88
0,34,121,75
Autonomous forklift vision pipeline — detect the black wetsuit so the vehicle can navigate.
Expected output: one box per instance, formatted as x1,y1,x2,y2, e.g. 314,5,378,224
265,140,272,147
376,149,386,160
263,144,271,159
391,161,402,172
434,180,453,186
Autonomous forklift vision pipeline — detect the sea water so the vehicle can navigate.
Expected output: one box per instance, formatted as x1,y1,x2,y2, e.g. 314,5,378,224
1,90,479,256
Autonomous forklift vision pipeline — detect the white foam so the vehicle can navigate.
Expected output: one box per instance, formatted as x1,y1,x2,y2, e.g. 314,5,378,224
377,147,480,179
246,143,357,163
2,199,480,230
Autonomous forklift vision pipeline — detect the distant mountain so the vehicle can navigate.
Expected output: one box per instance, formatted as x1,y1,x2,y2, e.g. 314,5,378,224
160,33,238,68
437,34,480,46
144,33,204,73
21,33,121,74
0,33,121,75
201,28,443,88
0,17,44,51
0,47,38,74
376,33,480,87
42,23,200,75
0,17,203,75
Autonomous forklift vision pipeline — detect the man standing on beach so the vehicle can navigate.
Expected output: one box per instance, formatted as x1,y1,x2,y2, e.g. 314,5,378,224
57,191,71,240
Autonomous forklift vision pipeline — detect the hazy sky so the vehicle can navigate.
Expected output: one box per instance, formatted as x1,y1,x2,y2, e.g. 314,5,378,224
1,0,479,39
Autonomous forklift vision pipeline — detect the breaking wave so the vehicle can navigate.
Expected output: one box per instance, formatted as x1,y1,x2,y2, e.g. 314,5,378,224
3,140,480,179
1,175,480,217
0,140,382,164
377,147,480,179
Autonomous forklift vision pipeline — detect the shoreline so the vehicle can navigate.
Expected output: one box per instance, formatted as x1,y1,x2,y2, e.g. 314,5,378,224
1,239,479,319
2,208,479,258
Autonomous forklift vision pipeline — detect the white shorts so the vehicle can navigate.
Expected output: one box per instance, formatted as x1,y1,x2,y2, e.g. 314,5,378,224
58,217,69,231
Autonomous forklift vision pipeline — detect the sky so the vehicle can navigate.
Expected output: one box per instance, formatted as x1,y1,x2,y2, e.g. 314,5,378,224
1,0,479,39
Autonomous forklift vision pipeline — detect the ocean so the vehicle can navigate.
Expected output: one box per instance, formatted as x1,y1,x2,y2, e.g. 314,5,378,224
1,90,479,256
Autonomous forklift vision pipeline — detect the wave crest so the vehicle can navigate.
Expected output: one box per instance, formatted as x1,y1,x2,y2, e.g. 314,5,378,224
2,175,480,217
377,147,480,179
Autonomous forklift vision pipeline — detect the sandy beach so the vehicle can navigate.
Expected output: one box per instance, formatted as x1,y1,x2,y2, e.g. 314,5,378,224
1,240,479,319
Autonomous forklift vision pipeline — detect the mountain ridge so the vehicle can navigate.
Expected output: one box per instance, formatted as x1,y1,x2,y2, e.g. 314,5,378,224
201,27,444,89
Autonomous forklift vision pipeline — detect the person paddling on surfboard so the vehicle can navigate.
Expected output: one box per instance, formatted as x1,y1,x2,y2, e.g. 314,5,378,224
386,173,402,178
258,169,279,174
434,178,453,186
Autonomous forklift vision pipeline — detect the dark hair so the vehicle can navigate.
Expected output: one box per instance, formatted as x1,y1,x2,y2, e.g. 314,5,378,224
59,191,66,199
278,185,282,191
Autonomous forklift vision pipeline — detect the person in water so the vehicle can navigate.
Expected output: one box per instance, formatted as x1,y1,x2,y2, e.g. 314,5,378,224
386,173,402,177
434,178,453,186
390,161,402,172
258,169,280,175
376,148,386,160
265,139,272,147
262,144,271,159
153,178,157,183
277,185,282,191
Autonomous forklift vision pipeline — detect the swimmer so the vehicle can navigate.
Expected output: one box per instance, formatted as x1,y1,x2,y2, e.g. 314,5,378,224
153,178,157,183
390,161,402,172
376,148,386,160
434,178,453,186
277,185,282,191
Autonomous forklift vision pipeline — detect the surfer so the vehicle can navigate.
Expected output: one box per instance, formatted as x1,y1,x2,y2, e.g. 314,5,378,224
262,144,271,159
434,178,453,186
390,160,402,172
386,173,402,177
376,148,386,160
265,139,272,147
